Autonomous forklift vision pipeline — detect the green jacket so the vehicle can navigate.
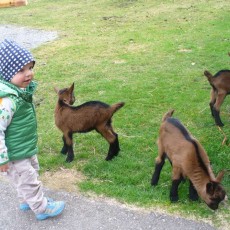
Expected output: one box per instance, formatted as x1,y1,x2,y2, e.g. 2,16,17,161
0,79,38,162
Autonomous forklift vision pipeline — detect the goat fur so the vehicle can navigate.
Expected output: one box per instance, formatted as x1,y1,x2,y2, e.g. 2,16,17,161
54,83,125,162
151,109,226,210
204,69,230,126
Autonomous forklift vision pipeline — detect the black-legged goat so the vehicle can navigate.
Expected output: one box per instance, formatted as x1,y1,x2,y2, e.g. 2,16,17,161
54,83,125,163
204,69,230,126
151,109,226,210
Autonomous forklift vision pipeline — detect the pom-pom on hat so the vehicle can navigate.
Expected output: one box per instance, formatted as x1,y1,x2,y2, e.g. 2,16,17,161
0,39,35,82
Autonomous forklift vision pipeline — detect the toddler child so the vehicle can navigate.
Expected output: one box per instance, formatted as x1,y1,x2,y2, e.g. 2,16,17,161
0,39,65,220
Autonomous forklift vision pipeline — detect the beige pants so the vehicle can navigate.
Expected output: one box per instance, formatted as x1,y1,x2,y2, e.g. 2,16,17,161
6,155,47,214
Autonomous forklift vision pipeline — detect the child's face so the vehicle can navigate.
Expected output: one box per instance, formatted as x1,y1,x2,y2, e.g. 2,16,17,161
10,61,34,88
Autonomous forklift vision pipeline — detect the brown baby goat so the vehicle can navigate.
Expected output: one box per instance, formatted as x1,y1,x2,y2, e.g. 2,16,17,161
54,83,125,163
204,69,230,126
151,110,226,210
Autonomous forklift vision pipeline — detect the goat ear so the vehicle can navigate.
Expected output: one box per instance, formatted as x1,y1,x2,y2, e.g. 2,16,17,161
69,83,74,92
216,170,225,183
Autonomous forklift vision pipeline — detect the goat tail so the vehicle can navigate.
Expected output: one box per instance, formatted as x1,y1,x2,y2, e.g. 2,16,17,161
162,109,174,122
110,102,125,114
204,70,214,83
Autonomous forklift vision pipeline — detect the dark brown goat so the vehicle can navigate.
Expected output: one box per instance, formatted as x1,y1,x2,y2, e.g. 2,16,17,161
204,70,230,126
54,83,125,162
151,110,226,210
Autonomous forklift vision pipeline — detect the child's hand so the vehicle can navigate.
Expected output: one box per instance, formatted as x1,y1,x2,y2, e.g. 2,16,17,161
0,163,9,172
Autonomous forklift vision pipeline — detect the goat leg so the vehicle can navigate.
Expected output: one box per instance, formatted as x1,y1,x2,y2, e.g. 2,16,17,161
66,145,74,163
114,134,120,155
105,134,120,161
170,177,183,202
151,157,165,186
65,132,74,162
189,180,199,201
212,93,226,126
61,135,68,155
209,89,216,117
209,102,215,117
212,108,224,126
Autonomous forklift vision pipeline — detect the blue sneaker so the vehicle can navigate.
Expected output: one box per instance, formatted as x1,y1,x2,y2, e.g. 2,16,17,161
20,197,54,211
36,201,65,221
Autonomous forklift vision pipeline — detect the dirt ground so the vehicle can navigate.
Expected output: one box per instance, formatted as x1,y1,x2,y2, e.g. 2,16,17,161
41,168,86,193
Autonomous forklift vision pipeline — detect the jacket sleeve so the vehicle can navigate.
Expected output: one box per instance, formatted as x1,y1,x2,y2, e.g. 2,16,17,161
0,97,16,165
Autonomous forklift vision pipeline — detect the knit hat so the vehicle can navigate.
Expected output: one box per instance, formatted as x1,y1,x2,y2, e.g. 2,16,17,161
0,39,35,82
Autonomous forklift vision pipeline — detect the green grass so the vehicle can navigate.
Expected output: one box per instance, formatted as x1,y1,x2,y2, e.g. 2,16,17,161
1,0,230,228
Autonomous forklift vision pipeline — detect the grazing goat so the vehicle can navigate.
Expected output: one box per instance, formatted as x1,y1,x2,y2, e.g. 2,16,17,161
204,70,230,126
151,109,226,210
54,83,125,163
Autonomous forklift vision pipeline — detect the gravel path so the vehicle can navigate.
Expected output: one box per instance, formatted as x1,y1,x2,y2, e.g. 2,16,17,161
0,24,58,49
0,177,216,230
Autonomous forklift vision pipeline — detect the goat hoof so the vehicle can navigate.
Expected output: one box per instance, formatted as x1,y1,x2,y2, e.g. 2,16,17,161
170,196,179,202
189,195,199,201
106,152,119,160
114,149,120,156
66,158,74,163
105,156,113,161
151,174,160,186
151,182,158,186
151,180,158,186
217,123,224,127
61,148,68,155
105,153,116,161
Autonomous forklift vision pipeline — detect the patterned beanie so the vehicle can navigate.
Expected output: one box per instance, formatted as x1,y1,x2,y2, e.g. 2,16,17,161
0,39,35,82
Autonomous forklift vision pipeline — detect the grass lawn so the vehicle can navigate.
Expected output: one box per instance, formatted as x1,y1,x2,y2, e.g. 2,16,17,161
1,0,229,228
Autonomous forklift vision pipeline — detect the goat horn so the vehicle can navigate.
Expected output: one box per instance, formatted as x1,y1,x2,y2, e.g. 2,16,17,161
216,170,225,182
54,87,59,93
70,83,75,90
206,164,215,181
